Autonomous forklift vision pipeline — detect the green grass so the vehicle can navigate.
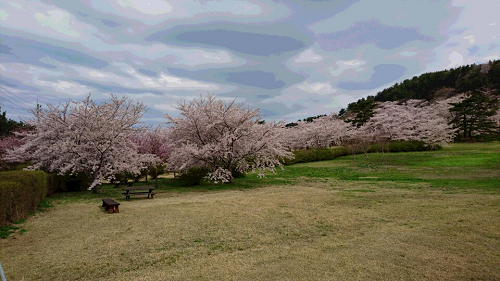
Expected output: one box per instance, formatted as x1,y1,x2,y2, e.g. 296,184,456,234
228,142,500,193
0,225,19,239
43,142,500,204
1,142,499,280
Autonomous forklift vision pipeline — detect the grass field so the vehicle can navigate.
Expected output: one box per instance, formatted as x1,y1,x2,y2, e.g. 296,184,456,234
1,142,499,280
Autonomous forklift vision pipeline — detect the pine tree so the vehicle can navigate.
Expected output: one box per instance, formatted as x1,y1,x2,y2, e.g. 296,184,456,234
346,96,377,127
0,108,25,137
449,91,499,140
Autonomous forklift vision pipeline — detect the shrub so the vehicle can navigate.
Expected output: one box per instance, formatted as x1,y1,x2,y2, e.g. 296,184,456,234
0,181,23,226
0,170,48,226
178,166,210,186
147,164,166,180
47,172,90,192
284,147,349,165
369,140,437,153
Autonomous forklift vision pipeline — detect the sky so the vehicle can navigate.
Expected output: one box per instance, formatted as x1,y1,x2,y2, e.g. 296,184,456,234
0,0,499,125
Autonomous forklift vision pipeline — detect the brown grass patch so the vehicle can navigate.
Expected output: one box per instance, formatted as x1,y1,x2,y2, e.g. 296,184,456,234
1,182,499,280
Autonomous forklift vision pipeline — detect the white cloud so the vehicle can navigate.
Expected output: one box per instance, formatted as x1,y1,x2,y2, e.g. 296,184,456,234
0,10,9,20
0,1,95,43
329,60,366,77
88,71,109,78
89,0,286,25
447,51,464,68
8,2,22,10
400,51,418,57
154,103,178,112
117,0,173,15
463,35,475,44
158,73,217,90
483,55,499,61
293,48,323,63
41,80,93,96
34,9,80,38
297,82,336,95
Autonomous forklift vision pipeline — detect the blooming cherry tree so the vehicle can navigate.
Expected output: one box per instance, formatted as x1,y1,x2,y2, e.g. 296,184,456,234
133,126,171,162
285,115,355,150
165,94,292,183
5,95,155,190
365,99,457,147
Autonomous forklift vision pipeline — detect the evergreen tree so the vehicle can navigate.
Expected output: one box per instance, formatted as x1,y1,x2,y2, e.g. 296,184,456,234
346,96,377,127
0,107,25,137
449,91,499,140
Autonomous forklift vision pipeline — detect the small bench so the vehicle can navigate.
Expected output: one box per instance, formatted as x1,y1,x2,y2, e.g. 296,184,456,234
122,186,156,199
102,198,120,213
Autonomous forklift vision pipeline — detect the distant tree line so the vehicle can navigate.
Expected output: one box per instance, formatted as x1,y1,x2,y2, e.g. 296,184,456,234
374,60,500,102
0,107,26,137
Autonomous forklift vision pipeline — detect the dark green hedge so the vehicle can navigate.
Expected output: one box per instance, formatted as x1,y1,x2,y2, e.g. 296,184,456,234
0,170,48,226
368,140,436,153
46,172,90,192
178,166,210,186
284,147,350,165
284,141,438,166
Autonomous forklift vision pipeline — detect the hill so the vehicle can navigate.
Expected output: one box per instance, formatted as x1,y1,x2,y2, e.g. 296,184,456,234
373,60,500,102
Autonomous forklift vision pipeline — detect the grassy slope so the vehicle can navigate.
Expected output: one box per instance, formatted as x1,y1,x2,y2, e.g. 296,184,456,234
0,142,499,280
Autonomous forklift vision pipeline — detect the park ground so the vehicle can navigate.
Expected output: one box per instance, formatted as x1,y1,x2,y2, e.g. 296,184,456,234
1,142,499,280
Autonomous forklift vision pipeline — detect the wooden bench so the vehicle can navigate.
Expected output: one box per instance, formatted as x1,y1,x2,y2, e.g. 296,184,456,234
102,198,120,213
122,186,156,199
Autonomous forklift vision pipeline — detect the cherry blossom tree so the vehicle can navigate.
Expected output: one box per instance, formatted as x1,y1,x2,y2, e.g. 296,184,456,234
285,115,355,150
165,94,293,183
4,95,156,191
0,134,24,170
132,126,172,182
365,99,457,148
133,126,171,162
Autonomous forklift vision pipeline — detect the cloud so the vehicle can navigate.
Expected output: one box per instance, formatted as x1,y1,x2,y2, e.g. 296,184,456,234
34,9,80,37
88,0,288,25
225,71,285,89
150,29,306,57
463,35,475,44
484,55,499,61
400,51,418,57
447,51,464,68
1,35,108,69
293,48,323,63
0,1,95,43
329,60,366,77
116,0,173,16
309,0,452,39
316,20,432,51
297,82,336,95
0,10,9,20
338,64,406,90
43,80,92,96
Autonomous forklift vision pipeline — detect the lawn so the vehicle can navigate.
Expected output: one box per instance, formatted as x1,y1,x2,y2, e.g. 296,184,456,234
1,142,499,280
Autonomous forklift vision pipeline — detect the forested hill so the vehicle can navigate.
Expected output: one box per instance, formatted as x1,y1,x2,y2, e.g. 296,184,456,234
373,60,500,102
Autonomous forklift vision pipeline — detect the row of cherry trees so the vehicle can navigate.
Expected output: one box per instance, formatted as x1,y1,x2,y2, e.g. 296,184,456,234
285,95,465,152
3,93,483,189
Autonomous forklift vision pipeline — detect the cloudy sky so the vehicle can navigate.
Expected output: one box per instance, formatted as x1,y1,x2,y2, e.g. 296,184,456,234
0,0,499,125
